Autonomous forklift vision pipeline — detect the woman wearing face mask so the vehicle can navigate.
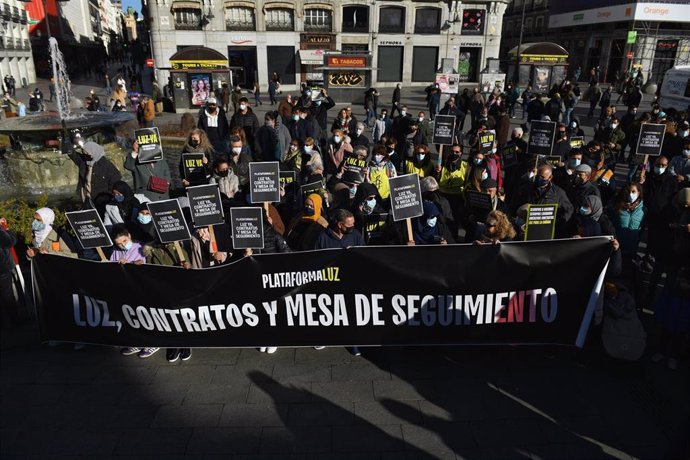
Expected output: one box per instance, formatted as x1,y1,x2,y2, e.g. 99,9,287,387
606,183,646,258
301,137,323,180
404,144,433,177
568,117,585,139
572,194,617,238
103,181,140,231
465,154,489,193
286,194,329,251
26,208,77,259
366,144,397,202
326,129,353,176
129,196,157,244
109,224,145,265
180,128,214,183
412,201,449,245
331,108,355,136
352,182,384,228
482,143,503,190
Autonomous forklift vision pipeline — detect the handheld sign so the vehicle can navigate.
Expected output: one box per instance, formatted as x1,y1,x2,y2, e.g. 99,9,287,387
135,127,163,163
279,170,297,199
636,123,666,157
466,190,492,210
541,155,562,167
501,144,519,168
249,161,280,204
344,156,367,176
301,180,325,202
182,153,207,186
389,173,424,222
570,136,584,150
528,120,557,157
146,199,192,243
524,204,558,241
432,115,456,145
65,209,112,260
230,207,265,250
479,131,496,154
186,184,225,227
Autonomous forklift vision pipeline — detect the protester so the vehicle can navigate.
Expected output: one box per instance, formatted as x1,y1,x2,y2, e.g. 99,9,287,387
313,209,364,250
103,181,140,230
286,193,329,251
404,144,433,177
412,201,450,245
473,210,516,244
69,141,122,209
197,97,229,155
607,183,646,259
230,97,260,152
0,218,18,327
26,208,76,259
109,225,145,265
125,141,172,202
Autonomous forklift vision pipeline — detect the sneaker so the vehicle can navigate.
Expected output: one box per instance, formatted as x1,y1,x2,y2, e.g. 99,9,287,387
313,346,325,350
121,347,141,356
166,348,180,363
651,353,664,362
180,348,192,361
138,347,160,358
349,346,362,357
259,347,267,352
667,357,678,370
266,347,277,354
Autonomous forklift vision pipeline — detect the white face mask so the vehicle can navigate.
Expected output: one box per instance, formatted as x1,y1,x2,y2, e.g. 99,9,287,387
356,129,363,136
481,171,489,181
612,123,619,129
239,104,247,110
374,154,384,163
683,149,690,157
401,110,407,117
426,217,437,228
305,146,313,153
418,117,424,122
232,147,242,154
334,136,341,143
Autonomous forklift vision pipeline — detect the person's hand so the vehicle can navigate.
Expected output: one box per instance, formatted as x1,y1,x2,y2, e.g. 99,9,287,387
27,248,36,258
182,179,190,187
440,238,448,245
181,261,191,269
321,89,328,97
558,161,565,168
406,240,415,246
133,259,144,265
244,248,253,257
279,185,285,198
435,163,442,173
132,141,139,153
119,258,128,265
202,155,208,165
610,238,620,251
39,248,48,254
212,252,224,263
675,174,685,183
0,217,7,228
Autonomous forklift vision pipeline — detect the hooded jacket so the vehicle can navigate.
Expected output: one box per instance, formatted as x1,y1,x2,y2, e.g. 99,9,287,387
69,141,122,207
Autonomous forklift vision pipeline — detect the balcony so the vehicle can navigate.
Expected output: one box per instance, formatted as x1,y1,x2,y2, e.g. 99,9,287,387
342,21,368,33
414,24,439,34
266,20,293,31
225,20,255,31
378,24,405,34
174,21,202,30
304,23,332,32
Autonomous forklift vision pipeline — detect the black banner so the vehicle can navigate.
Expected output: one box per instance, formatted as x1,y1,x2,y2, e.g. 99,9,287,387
147,199,192,243
230,207,265,250
528,121,556,156
432,115,456,145
186,184,224,227
135,127,163,163
65,209,112,249
182,153,207,186
636,123,666,157
249,161,281,203
389,174,423,221
33,238,612,348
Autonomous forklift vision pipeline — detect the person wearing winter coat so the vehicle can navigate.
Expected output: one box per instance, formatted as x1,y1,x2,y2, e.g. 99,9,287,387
229,97,260,152
69,141,122,209
103,181,140,231
606,183,646,257
125,141,172,202
254,111,291,162
26,208,77,259
197,97,229,155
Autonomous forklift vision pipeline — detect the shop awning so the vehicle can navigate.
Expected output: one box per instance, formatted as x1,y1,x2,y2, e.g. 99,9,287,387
298,49,325,65
508,42,569,65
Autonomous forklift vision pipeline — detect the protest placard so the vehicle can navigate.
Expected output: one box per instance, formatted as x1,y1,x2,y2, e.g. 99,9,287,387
524,203,558,241
249,162,281,204
432,115,456,145
146,199,192,243
65,209,112,260
135,127,163,163
636,123,666,157
570,136,584,150
186,184,224,227
279,171,297,198
465,190,492,210
230,207,264,250
181,153,207,186
501,144,519,168
528,120,557,156
479,131,496,154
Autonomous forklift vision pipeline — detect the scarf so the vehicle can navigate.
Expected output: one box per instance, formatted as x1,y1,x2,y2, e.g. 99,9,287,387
205,110,219,128
302,193,323,222
32,207,55,247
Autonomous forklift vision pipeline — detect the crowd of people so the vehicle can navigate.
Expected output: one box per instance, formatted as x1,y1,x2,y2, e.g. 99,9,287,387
1,74,689,368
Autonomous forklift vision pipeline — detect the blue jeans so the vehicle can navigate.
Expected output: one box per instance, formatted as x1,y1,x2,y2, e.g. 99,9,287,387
564,108,574,126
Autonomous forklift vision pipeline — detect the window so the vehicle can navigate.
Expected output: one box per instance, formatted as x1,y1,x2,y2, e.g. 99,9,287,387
174,8,202,30
378,46,403,82
524,17,533,35
461,9,484,35
342,6,368,33
266,8,294,31
225,7,255,31
414,8,440,34
535,16,543,33
379,6,405,34
304,8,332,32
89,3,100,35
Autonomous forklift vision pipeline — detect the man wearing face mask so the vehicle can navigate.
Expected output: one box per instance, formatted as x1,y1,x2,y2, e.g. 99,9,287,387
603,116,626,164
288,107,313,143
566,163,601,211
309,88,335,138
227,135,252,190
391,104,412,150
313,209,365,249
640,156,676,227
439,98,466,139
510,164,574,237
568,117,585,139
197,97,230,155
350,122,370,149
373,109,392,142
553,150,584,190
229,97,260,152
553,123,572,159
417,111,432,142
670,139,690,187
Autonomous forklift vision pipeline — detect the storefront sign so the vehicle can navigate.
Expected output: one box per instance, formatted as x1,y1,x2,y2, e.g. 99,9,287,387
328,72,365,87
170,60,228,70
627,30,637,44
327,56,367,68
379,40,402,46
301,34,334,44
519,54,569,65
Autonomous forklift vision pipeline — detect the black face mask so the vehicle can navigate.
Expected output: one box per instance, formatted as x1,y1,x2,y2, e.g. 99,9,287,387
341,226,354,235
216,170,229,177
189,139,199,148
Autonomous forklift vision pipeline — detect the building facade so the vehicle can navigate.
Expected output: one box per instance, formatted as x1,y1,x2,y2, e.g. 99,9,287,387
0,0,36,89
500,0,690,86
145,0,508,91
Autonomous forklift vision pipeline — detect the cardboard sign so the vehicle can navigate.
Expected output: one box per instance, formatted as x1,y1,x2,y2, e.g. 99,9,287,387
636,123,666,157
301,180,325,201
466,190,492,210
570,136,584,150
528,120,557,157
501,144,519,168
479,131,496,154
389,173,424,222
344,156,367,174
181,153,207,186
135,127,163,163
279,171,297,198
249,161,281,203
186,184,225,227
432,115,456,145
229,207,264,250
524,204,558,241
65,209,112,249
146,199,192,243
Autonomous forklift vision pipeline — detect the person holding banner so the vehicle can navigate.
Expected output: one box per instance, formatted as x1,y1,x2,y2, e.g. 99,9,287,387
26,208,77,260
0,219,19,327
313,209,365,250
473,210,516,244
108,225,145,265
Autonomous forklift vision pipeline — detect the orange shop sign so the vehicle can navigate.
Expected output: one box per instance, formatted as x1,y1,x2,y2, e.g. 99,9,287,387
327,56,366,68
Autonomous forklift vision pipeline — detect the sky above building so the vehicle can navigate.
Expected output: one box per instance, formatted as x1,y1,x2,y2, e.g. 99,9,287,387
122,0,141,15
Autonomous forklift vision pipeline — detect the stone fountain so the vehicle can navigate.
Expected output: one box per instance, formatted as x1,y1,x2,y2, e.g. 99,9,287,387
0,38,136,200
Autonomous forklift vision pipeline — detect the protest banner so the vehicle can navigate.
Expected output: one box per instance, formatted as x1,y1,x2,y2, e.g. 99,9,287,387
249,162,281,205
524,204,558,241
33,237,613,348
570,136,584,150
146,199,192,262
65,209,112,261
636,123,666,157
344,156,367,175
544,155,562,167
389,174,423,243
465,190,492,210
230,207,265,250
479,131,496,155
528,120,556,157
181,153,207,186
135,127,163,163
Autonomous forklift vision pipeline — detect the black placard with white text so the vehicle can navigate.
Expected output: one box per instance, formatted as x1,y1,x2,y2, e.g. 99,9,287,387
636,123,666,157
432,115,456,145
65,209,112,249
135,127,164,163
186,184,225,227
479,131,496,154
230,207,265,250
389,173,424,221
249,162,281,203
146,199,192,243
182,153,207,186
528,120,556,157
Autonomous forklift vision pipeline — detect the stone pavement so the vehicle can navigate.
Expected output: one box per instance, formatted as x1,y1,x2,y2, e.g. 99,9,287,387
1,320,689,459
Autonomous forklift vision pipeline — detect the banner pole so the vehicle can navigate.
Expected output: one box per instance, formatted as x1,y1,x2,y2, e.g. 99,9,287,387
405,218,414,244
438,144,444,166
208,225,217,253
173,241,186,263
641,154,649,181
96,247,107,262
